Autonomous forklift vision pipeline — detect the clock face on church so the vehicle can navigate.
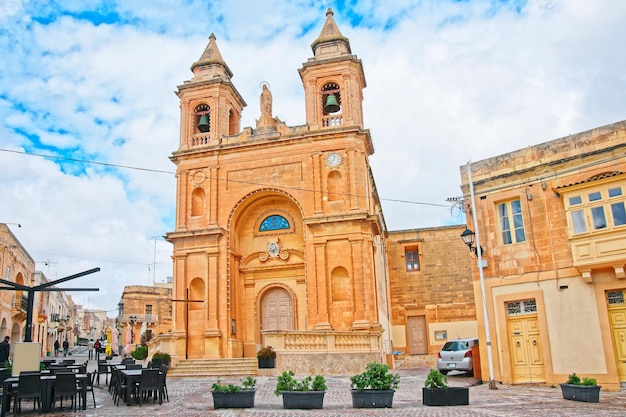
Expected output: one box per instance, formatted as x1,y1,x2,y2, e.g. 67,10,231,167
326,152,341,167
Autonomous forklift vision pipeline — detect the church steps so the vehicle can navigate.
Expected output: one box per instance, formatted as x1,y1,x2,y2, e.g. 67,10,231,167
169,358,258,377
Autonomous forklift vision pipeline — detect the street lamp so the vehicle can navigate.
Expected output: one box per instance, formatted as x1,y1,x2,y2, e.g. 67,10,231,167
460,227,484,256
464,161,497,390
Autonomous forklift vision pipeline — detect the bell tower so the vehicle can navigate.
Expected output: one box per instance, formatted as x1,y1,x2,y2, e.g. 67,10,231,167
175,33,246,151
299,8,367,130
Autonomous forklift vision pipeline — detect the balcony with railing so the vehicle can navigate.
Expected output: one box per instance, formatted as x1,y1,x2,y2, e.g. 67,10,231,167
322,115,343,127
11,293,28,320
190,133,210,147
12,294,27,312
118,314,160,324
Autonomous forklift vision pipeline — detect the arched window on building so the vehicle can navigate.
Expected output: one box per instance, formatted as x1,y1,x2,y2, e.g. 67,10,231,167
228,109,238,135
259,215,290,232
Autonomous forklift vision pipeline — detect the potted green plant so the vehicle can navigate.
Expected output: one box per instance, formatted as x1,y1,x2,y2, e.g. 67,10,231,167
422,368,469,406
274,370,326,409
130,345,148,361
350,361,400,408
211,376,256,409
257,345,276,368
560,373,601,403
151,351,171,367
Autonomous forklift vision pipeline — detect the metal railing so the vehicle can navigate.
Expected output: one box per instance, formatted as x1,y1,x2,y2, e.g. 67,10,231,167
12,294,28,312
118,314,160,323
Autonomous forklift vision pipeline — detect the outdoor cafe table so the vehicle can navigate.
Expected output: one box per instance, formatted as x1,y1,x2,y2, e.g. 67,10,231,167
1,373,88,416
41,359,56,368
119,369,160,406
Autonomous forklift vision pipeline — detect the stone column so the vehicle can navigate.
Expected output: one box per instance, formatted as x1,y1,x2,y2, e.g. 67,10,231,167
313,153,323,214
351,238,369,329
209,167,218,225
313,242,331,330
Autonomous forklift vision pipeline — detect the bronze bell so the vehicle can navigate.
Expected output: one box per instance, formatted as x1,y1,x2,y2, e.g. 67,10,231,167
324,94,340,113
197,114,210,133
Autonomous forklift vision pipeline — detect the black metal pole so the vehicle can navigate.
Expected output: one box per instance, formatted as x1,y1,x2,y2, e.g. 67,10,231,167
185,289,189,360
24,289,35,342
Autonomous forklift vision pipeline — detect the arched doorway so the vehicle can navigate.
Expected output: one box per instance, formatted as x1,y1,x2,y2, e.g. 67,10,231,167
10,322,21,347
0,318,6,339
261,288,293,334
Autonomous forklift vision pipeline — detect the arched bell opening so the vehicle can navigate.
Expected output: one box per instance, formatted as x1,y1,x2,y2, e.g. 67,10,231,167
228,109,239,135
194,104,211,133
321,83,341,115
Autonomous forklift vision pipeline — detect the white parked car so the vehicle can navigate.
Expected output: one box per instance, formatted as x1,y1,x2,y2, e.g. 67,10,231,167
437,337,478,375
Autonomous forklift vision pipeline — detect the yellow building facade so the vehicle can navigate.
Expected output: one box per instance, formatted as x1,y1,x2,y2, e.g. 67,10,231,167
460,120,626,391
0,224,34,348
161,9,391,373
387,226,477,356
118,284,173,347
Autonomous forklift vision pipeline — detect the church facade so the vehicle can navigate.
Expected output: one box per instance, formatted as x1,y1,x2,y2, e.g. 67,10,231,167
162,9,395,373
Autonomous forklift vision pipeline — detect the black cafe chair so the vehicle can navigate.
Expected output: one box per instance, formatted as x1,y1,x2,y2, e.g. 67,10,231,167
111,368,127,406
96,362,110,385
159,364,169,402
13,372,41,416
52,372,78,412
133,369,160,406
81,371,97,409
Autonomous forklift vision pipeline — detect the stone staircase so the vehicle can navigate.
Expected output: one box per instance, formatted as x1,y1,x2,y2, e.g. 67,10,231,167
168,358,258,378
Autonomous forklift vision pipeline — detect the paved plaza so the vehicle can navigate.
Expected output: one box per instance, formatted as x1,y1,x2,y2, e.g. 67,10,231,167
25,349,625,416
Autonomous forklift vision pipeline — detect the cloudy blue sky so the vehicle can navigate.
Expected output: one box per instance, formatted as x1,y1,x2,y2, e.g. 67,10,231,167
1,0,625,315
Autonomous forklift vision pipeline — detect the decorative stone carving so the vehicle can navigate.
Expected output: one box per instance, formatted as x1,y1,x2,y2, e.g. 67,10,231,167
259,238,290,262
256,83,276,128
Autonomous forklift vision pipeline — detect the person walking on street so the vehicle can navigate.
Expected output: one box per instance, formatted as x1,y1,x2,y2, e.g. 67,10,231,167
62,339,69,357
94,339,101,361
87,339,94,360
54,339,60,357
0,336,10,365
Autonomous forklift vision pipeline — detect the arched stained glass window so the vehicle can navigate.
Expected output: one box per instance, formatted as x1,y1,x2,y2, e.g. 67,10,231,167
260,215,290,231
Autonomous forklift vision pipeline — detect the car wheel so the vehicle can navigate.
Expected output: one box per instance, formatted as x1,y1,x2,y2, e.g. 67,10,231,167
440,370,448,375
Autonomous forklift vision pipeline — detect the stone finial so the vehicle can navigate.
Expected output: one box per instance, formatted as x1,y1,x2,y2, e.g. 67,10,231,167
311,7,351,56
190,32,233,78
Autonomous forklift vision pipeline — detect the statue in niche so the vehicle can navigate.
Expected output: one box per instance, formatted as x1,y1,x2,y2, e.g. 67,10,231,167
256,83,276,128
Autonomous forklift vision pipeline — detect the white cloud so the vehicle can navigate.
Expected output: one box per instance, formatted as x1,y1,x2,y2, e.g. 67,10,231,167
1,0,625,314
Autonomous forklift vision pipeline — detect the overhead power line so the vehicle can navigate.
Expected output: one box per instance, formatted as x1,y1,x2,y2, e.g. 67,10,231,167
0,147,451,208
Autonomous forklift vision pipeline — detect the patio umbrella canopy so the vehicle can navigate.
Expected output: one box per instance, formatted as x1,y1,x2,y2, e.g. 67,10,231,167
124,323,132,356
110,327,118,355
106,328,112,356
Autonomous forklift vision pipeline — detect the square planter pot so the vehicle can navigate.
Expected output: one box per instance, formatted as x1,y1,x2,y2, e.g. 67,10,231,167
422,387,469,406
280,391,325,409
211,389,256,408
351,389,395,408
258,357,275,368
560,384,601,403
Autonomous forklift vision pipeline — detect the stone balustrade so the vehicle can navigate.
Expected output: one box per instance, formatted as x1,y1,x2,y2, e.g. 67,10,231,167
262,329,383,374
